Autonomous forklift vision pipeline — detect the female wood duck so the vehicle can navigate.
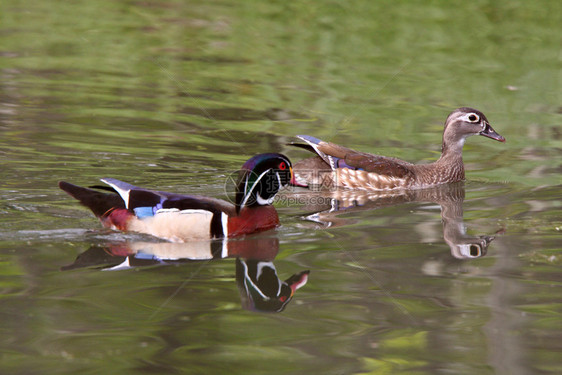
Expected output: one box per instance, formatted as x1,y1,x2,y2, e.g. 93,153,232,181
292,107,505,190
59,153,295,242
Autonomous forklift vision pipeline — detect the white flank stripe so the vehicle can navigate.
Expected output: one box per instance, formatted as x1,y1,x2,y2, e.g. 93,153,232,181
221,238,228,259
221,212,229,258
221,212,228,237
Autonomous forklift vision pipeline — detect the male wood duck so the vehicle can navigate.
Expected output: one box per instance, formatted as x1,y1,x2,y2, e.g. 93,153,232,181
59,153,295,242
291,107,505,190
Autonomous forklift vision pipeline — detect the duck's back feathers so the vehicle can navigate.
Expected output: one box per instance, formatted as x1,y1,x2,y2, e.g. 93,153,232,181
293,136,416,190
100,178,236,216
343,151,414,178
295,135,413,177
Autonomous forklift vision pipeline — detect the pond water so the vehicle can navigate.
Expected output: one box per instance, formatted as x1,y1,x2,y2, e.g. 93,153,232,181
1,0,560,374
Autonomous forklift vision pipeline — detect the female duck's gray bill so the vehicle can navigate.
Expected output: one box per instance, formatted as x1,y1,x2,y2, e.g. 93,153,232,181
480,122,505,142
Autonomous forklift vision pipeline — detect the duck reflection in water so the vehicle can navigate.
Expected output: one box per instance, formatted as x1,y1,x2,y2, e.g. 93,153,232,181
292,182,498,259
61,236,309,313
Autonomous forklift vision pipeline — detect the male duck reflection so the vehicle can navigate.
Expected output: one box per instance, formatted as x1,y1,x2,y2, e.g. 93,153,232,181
59,153,295,242
292,107,505,190
296,183,497,259
61,236,310,313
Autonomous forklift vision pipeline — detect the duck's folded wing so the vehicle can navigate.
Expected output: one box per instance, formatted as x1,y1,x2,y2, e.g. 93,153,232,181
101,178,236,217
158,194,236,216
342,151,415,179
315,142,415,179
101,178,161,210
295,135,415,179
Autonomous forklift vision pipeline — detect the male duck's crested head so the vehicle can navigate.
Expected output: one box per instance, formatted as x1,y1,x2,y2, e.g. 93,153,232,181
235,153,294,210
442,107,505,154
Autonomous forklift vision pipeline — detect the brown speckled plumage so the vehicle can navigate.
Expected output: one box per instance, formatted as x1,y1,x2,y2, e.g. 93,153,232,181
293,107,505,190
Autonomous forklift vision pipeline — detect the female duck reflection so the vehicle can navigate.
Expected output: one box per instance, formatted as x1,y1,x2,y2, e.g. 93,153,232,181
289,182,499,259
62,236,309,313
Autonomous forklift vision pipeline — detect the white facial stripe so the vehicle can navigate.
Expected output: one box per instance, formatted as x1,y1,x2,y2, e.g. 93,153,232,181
276,171,282,189
240,168,271,208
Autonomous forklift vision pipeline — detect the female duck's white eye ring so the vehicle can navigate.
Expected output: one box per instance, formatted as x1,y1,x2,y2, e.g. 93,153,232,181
468,114,479,122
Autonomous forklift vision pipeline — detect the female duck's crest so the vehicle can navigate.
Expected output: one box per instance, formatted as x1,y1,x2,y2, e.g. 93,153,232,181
235,153,294,210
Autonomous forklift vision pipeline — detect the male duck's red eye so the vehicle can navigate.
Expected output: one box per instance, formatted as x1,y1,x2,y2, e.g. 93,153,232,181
279,162,287,170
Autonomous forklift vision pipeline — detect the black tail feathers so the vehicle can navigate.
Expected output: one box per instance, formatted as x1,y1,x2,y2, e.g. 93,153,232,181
59,181,125,217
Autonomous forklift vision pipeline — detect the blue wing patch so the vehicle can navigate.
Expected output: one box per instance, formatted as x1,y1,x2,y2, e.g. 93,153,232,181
133,206,156,218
